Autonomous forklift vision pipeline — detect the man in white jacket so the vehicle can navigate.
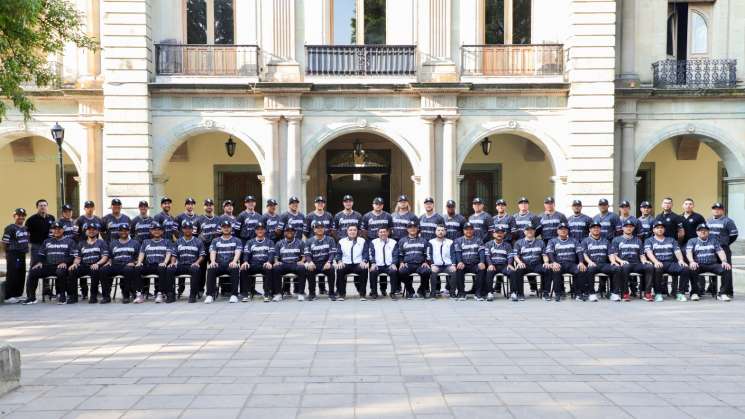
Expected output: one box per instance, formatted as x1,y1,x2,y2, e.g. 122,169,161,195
426,225,457,299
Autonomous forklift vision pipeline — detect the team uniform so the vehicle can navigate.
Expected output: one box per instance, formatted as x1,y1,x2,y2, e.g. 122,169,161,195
335,237,370,299
397,235,430,298
419,213,445,242
273,237,306,296
104,238,140,301
444,213,466,240
2,223,29,300
483,239,513,297
334,210,363,239
618,215,641,238
175,212,200,237
610,235,653,295
511,238,548,297
593,212,621,241
391,211,419,241
218,213,242,238
491,214,516,242
153,212,178,240
645,236,689,296
637,215,654,241
138,238,172,297
206,236,242,298
261,212,282,241
304,211,333,238
707,215,738,297
686,236,727,297
539,212,568,243
26,236,77,303
361,210,393,240
56,217,78,240
303,235,336,297
194,214,221,296
468,212,492,243
369,237,398,297
242,237,276,298
513,212,541,240
567,213,592,242
454,236,486,299
102,213,132,242
168,236,205,301
581,236,619,296
74,215,102,241
71,238,110,302
130,215,153,242
280,211,306,236
545,237,585,299
426,237,455,296
237,210,263,241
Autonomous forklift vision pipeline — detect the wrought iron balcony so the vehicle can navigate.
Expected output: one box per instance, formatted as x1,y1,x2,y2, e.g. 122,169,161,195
155,44,260,76
305,45,416,76
461,44,564,76
652,59,737,88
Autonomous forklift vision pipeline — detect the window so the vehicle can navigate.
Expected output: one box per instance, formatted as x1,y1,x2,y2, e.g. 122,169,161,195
186,0,234,44
330,0,385,45
690,11,708,54
484,0,531,45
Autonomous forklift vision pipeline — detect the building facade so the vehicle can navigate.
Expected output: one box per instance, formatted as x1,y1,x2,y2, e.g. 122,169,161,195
1,0,744,228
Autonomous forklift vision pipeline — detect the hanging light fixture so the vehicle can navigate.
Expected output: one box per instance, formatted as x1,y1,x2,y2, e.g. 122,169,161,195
225,136,236,157
481,137,492,156
353,139,365,159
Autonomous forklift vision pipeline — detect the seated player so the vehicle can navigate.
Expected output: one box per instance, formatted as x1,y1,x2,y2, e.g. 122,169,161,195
426,225,456,299
24,221,77,304
610,220,654,301
581,222,620,301
544,223,587,302
241,222,276,302
484,226,515,300
168,220,205,304
135,222,172,304
272,224,306,301
685,223,732,301
205,220,242,303
334,225,370,301
397,221,430,299
644,221,689,302
304,221,336,300
69,222,110,304
454,223,487,300
103,225,140,303
511,225,550,300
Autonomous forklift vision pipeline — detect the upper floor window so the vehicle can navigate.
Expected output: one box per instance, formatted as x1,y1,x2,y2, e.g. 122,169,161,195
186,0,234,44
484,0,531,45
331,0,386,45
666,3,709,58
690,11,708,54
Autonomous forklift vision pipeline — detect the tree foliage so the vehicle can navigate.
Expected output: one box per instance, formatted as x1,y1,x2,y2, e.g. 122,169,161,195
0,0,97,121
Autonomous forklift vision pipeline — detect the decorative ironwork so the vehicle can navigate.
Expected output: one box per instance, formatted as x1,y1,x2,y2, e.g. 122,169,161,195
155,44,260,76
460,44,564,76
305,45,416,76
652,59,737,88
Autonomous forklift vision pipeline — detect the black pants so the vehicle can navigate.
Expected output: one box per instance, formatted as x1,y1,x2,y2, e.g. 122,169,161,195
721,245,734,296
654,261,689,295
692,263,727,297
430,265,454,295
138,264,170,296
168,264,201,298
370,266,397,296
306,265,334,296
586,263,620,295
456,263,486,297
511,263,549,297
27,264,70,302
273,263,306,295
71,264,108,300
619,262,654,294
206,263,239,297
4,251,26,299
548,261,585,297
336,264,367,297
485,264,511,295
398,263,430,296
241,264,273,296
103,264,139,299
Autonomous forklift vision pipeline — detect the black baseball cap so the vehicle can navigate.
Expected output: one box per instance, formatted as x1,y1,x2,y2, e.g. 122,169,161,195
342,194,354,202
220,220,232,228
311,221,325,229
111,198,122,206
653,220,666,228
712,202,724,209
185,197,196,205
589,221,601,228
373,197,384,205
84,200,95,208
619,200,630,208
557,222,568,230
697,223,709,231
494,226,506,233
267,199,278,206
284,224,296,231
314,196,326,203
150,222,163,230
463,222,474,229
523,224,536,231
204,198,214,205
51,221,63,229
446,200,456,208
289,196,300,204
181,220,194,229
622,219,636,227
572,200,583,206
223,200,234,207
406,220,418,228
61,204,73,211
518,197,529,204
398,195,409,202
85,222,100,230
14,208,26,216
495,199,506,206
255,222,266,230
640,201,651,208
544,196,555,204
138,200,149,208
118,224,130,231
472,197,483,204
598,198,609,205
424,197,434,204
244,195,256,202
160,197,172,204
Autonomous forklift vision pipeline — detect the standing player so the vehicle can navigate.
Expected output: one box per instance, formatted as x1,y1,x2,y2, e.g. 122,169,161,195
153,197,178,241
468,198,492,243
334,225,370,301
686,223,732,301
103,225,140,303
567,200,592,242
593,198,621,241
57,204,77,239
24,221,77,304
653,197,684,241
135,222,172,304
219,199,241,237
304,221,337,299
361,197,392,240
130,201,153,242
443,200,466,241
391,195,418,241
707,202,738,299
305,196,334,238
397,221,430,299
610,219,653,301
513,197,541,241
241,222,276,302
454,222,487,300
205,220,242,303
280,196,306,236
168,220,205,304
74,201,101,242
175,197,200,237
637,201,655,241
419,197,444,242
2,208,29,303
491,199,515,243
582,222,619,301
237,195,262,241
272,225,306,300
334,195,363,240
369,226,398,298
102,198,131,242
539,196,567,244
544,223,586,302
69,223,109,303
261,199,282,241
644,221,689,302
194,199,220,298
617,200,640,237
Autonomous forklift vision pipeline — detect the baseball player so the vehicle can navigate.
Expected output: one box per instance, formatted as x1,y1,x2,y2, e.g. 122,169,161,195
130,201,153,242
419,197,444,242
175,197,200,237
686,223,731,301
74,201,101,243
334,195,363,240
135,222,172,304
261,199,282,241
361,197,393,241
69,222,110,303
103,225,140,304
168,220,205,304
617,200,641,238
644,221,689,302
304,220,336,299
511,225,550,300
153,197,178,241
593,198,621,241
57,204,77,239
24,221,77,304
610,219,653,301
637,201,655,241
513,197,541,241
567,200,592,243
391,195,418,241
443,200,466,241
397,221,430,299
102,198,131,242
272,224,306,300
706,202,738,299
454,222,487,300
2,208,30,303
241,222,276,302
334,225,370,300
581,222,619,301
280,196,306,236
539,196,568,243
219,199,242,237
544,222,586,302
468,197,492,243
484,226,514,300
237,195,262,241
205,220,242,303
491,199,516,243
305,196,334,239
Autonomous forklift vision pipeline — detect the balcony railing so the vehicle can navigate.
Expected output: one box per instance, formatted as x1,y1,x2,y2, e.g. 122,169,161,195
155,44,260,76
461,44,564,77
652,59,737,88
305,45,416,76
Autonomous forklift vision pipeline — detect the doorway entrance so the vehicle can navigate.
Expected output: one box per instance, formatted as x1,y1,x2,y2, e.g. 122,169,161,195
214,164,263,212
326,149,391,213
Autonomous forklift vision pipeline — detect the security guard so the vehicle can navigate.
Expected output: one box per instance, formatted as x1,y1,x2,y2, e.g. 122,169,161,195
334,195,363,240
237,195,262,241
610,219,653,301
567,200,592,242
74,201,101,242
686,223,731,301
280,196,306,235
391,195,418,241
153,197,178,241
511,225,549,300
468,198,492,243
2,208,29,303
707,202,738,299
261,199,282,241
104,225,140,304
361,197,393,240
334,225,370,300
305,196,334,239
102,198,131,242
70,222,110,303
644,221,689,302
130,201,153,242
304,221,336,299
24,221,77,304
370,226,398,298
273,224,306,300
57,204,77,239
680,198,706,245
419,198,444,242
175,197,200,237
205,220,242,303
241,222,276,302
653,197,684,241
539,196,568,244
618,200,641,237
135,222,172,304
581,222,618,301
593,198,621,241
219,200,241,238
397,221,430,299
637,201,654,241
168,220,205,304
484,226,514,300
454,222,487,300
491,199,516,243
443,200,466,241
426,225,456,299
545,223,586,302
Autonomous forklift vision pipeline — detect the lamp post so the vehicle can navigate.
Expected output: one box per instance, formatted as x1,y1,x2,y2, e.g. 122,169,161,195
50,122,65,211
225,136,236,157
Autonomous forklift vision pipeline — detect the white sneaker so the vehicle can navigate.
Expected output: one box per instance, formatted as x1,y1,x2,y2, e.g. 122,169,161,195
717,294,731,302
588,294,598,302
204,295,214,304
154,293,163,303
264,296,271,302
134,292,144,304
297,294,305,302
610,293,621,302
690,293,700,301
510,292,518,302
272,294,282,302
22,299,38,305
229,295,238,303
487,292,494,301
4,297,19,304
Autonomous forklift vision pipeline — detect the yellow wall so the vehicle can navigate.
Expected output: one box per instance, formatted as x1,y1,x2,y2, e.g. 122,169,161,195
462,134,553,212
165,132,259,204
0,137,75,218
643,140,722,210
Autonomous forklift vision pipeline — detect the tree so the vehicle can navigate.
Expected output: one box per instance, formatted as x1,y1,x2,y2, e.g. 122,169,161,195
0,0,97,122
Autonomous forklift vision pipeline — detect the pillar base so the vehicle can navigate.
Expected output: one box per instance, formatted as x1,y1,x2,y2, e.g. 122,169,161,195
616,73,641,88
265,61,302,83
420,61,459,83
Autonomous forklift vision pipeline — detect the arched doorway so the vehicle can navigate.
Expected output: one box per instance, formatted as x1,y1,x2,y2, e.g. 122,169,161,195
161,131,264,211
305,133,415,213
0,136,80,216
458,133,554,215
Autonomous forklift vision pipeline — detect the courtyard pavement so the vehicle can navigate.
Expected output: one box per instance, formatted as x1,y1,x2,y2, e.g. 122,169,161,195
1,294,745,419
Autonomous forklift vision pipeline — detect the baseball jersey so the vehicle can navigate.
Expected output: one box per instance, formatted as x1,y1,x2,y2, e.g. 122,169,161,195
610,235,644,264
196,214,221,245
706,216,738,247
468,212,493,242
218,214,242,237
334,210,363,238
619,215,641,237
74,215,102,241
279,211,306,234
56,217,77,240
592,212,621,241
303,235,337,264
209,236,243,264
102,213,132,241
513,238,545,265
173,236,205,265
397,236,428,264
686,237,722,265
153,211,178,240
637,215,655,241
304,211,334,237
140,238,172,265
539,211,568,241
243,238,275,265
546,237,583,264
567,213,592,242
484,240,512,266
38,236,77,265
130,215,153,242
109,238,140,265
237,210,263,240
260,212,282,239
175,212,200,237
513,212,541,240
2,224,29,252
443,213,466,240
274,238,304,263
391,211,419,241
361,211,393,240
453,236,485,265
419,213,445,241
491,214,516,241
581,236,611,264
644,236,680,262
77,239,109,265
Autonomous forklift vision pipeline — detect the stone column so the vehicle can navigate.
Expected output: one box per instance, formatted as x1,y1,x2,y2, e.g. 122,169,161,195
264,0,300,82
618,0,640,87
263,116,281,202
421,0,457,82
418,116,437,214
77,0,102,88
285,115,303,202
441,115,458,212
621,120,637,208
83,122,103,216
